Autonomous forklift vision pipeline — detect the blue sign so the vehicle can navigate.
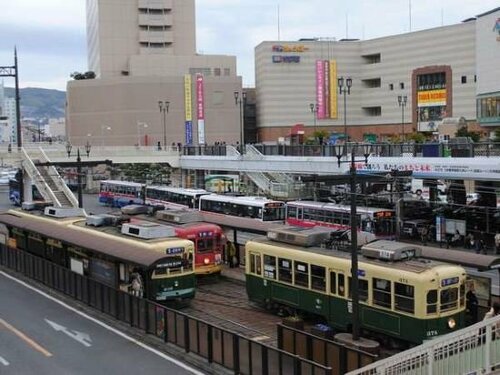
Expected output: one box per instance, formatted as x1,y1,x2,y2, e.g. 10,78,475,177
441,277,459,287
166,247,184,255
185,121,193,145
272,55,300,63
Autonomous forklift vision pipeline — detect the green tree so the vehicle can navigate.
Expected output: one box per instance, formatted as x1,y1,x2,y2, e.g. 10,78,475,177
120,163,171,185
313,130,330,145
455,127,481,142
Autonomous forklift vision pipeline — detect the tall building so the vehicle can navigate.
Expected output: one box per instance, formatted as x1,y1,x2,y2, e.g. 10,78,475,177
0,82,17,144
255,7,500,142
67,0,242,146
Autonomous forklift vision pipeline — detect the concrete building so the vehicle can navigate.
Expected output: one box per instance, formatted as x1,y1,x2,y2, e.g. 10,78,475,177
67,0,242,146
255,7,500,143
0,82,17,144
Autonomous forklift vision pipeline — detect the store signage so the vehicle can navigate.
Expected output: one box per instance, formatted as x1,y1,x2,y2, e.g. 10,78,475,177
272,44,309,52
417,89,446,106
272,55,300,63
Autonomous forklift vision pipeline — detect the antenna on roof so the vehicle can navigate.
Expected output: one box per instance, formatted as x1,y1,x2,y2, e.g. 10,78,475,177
409,0,412,32
345,13,349,39
277,4,281,41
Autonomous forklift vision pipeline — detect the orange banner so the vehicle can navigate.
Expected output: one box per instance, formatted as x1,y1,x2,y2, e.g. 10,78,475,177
417,89,446,106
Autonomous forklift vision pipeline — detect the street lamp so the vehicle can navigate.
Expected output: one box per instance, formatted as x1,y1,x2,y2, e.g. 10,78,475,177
334,142,372,342
137,122,148,147
234,91,246,152
338,76,352,142
85,141,92,158
158,101,169,148
398,95,408,141
309,103,318,133
100,125,111,148
65,142,72,158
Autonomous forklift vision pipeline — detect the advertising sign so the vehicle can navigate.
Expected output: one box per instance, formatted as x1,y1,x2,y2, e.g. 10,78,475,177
184,75,193,144
329,60,338,119
196,74,205,144
417,89,446,107
204,174,240,193
316,61,325,119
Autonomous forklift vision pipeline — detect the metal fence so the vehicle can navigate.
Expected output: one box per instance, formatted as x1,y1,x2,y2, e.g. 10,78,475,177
0,245,332,375
278,324,378,375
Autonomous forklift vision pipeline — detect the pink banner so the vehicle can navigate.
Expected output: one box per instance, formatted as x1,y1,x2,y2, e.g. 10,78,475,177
316,61,325,119
323,60,330,119
196,74,205,120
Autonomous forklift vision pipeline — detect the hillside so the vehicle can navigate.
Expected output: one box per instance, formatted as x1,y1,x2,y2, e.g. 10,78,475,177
4,87,66,119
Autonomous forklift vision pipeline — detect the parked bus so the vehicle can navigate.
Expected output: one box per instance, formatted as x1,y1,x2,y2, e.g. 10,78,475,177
286,200,396,239
0,207,196,303
145,186,211,209
98,180,144,207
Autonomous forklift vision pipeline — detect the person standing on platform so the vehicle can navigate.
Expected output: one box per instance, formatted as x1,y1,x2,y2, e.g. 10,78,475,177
466,284,479,324
420,225,429,246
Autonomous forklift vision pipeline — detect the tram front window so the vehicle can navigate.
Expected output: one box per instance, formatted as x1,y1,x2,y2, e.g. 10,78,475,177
440,288,458,311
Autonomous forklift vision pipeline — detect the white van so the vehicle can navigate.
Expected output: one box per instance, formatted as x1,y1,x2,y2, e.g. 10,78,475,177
409,179,447,201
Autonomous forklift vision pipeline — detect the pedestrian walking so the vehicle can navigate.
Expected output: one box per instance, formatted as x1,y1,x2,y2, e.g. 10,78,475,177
466,233,474,250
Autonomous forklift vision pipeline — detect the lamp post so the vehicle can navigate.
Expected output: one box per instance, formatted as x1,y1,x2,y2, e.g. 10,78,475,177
158,101,169,148
398,95,408,141
100,125,111,148
338,76,352,142
234,91,246,152
309,103,318,133
137,122,148,147
334,142,372,341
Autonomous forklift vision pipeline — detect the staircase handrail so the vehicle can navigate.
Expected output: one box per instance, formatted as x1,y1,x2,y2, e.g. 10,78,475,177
38,147,79,207
21,148,61,206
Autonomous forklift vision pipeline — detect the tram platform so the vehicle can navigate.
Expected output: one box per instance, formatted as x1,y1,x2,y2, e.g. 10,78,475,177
220,264,246,282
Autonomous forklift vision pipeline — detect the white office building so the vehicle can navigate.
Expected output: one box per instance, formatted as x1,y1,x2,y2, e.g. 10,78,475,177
67,0,242,146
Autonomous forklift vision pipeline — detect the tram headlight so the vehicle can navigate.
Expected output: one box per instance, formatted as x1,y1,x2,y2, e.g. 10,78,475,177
204,258,210,265
447,318,456,329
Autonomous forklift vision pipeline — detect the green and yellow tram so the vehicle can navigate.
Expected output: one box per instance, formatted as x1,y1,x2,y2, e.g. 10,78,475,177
246,237,466,344
0,208,196,303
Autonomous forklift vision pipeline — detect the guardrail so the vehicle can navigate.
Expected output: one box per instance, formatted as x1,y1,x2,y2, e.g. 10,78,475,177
0,245,333,375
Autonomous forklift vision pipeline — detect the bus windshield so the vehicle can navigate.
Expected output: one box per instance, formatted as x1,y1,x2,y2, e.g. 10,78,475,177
263,206,286,221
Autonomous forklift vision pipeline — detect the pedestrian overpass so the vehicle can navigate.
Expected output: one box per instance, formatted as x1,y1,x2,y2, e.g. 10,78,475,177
4,142,500,206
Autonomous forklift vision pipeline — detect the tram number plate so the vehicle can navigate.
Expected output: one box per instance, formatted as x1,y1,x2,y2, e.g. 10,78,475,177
426,330,438,337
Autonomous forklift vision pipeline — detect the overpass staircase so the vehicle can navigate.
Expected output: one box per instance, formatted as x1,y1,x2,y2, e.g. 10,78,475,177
347,314,500,375
243,145,308,199
21,147,78,208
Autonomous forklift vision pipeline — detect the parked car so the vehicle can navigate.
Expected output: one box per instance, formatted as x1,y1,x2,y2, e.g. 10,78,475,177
402,219,431,238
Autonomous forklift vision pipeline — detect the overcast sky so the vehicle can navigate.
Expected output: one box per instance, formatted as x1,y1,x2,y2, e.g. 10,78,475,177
0,0,498,91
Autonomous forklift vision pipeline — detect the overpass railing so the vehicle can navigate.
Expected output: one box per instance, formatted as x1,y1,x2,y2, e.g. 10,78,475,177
251,142,500,158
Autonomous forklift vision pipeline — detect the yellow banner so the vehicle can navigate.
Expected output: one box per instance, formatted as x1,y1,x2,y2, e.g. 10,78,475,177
184,75,192,121
417,89,446,106
329,60,338,119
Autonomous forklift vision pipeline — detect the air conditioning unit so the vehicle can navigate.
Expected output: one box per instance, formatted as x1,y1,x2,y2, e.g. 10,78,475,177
122,222,175,239
44,207,86,218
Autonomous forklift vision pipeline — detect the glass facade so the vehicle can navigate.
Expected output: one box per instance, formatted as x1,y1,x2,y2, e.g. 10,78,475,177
477,94,500,124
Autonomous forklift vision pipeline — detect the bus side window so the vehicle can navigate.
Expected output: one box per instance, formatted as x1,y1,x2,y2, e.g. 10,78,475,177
427,289,437,314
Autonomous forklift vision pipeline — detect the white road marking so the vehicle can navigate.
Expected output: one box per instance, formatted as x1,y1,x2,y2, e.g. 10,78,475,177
0,271,204,375
45,319,92,347
0,355,9,366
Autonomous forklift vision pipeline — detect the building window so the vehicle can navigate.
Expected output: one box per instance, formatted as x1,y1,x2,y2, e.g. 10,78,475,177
361,53,381,64
389,83,394,91
224,68,230,76
214,68,221,76
362,78,381,88
362,106,382,116
400,82,405,89
474,75,477,82
461,76,467,84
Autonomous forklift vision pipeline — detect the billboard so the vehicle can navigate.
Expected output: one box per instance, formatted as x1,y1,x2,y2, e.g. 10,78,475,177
184,75,193,144
204,174,240,193
315,60,338,120
417,89,446,107
196,74,205,144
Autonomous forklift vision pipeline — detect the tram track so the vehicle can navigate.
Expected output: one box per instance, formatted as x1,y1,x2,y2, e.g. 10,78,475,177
179,277,281,346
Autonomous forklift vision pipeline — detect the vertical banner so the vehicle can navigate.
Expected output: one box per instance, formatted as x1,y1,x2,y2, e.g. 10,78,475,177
323,60,330,119
329,60,338,119
184,75,193,144
196,74,205,144
315,60,325,119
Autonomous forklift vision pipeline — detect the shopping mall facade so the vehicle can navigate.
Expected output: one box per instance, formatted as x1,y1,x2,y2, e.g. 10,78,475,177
255,7,500,143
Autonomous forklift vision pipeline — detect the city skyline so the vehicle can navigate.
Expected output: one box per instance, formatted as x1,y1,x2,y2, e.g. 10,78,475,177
0,0,498,91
